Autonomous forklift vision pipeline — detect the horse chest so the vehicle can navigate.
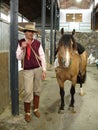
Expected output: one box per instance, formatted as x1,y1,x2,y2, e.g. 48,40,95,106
55,67,72,81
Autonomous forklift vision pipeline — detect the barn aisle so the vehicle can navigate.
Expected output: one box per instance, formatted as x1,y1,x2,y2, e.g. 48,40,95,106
0,65,98,130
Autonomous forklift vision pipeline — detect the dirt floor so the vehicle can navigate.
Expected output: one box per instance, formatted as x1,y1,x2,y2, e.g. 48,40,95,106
0,64,98,130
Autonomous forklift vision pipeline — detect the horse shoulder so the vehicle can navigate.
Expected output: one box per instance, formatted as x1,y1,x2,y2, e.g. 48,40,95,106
70,53,80,74
71,53,80,66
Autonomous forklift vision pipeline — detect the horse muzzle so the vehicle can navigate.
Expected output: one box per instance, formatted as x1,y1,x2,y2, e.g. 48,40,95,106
62,61,70,68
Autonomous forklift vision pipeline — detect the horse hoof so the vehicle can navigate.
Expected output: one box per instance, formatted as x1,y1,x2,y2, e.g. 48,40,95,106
79,92,85,96
58,109,64,114
68,107,71,111
71,108,76,113
68,107,76,113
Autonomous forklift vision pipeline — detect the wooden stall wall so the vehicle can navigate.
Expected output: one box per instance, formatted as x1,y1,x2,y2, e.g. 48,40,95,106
0,19,10,113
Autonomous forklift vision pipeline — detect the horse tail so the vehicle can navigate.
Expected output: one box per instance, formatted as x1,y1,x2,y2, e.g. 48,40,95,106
82,70,87,83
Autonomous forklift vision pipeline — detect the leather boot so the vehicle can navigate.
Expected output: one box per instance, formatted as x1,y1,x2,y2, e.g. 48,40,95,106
24,102,31,122
33,95,40,118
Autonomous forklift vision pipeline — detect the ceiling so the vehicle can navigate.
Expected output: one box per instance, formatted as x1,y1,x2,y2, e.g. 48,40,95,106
2,0,43,21
1,0,93,22
58,0,92,9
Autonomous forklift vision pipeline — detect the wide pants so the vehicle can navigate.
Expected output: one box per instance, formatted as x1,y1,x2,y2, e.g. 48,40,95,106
23,67,42,102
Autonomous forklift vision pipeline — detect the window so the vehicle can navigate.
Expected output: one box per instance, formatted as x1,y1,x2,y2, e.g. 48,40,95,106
1,13,8,21
66,13,82,22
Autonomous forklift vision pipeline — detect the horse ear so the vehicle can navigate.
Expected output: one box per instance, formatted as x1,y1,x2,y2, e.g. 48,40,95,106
61,28,64,36
72,29,75,36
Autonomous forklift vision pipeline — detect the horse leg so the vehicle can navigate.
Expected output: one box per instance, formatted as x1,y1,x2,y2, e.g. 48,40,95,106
79,72,86,96
69,85,76,113
58,87,65,113
79,52,87,95
79,72,83,96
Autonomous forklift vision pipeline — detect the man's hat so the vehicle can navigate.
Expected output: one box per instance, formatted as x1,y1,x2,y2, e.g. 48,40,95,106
20,24,38,33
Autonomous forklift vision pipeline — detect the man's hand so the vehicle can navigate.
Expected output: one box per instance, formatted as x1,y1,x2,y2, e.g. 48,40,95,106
21,41,28,49
41,71,46,80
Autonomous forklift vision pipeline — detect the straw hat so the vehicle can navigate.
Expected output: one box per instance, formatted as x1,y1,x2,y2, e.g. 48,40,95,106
21,24,38,33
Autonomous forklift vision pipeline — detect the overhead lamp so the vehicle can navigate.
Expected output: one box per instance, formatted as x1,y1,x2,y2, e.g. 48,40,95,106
76,0,82,2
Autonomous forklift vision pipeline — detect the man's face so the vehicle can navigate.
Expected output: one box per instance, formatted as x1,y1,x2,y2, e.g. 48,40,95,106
25,30,34,40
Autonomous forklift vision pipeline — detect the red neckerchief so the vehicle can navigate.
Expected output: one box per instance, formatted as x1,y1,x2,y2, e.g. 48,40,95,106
27,44,31,60
26,39,34,60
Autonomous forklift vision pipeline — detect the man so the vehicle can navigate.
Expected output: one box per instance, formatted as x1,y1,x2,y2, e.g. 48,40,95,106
16,24,46,122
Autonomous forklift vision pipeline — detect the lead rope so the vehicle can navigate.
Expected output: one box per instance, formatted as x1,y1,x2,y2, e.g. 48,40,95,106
29,45,41,67
22,48,26,70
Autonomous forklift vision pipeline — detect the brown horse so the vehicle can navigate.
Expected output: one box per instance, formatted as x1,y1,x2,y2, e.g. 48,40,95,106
55,34,87,113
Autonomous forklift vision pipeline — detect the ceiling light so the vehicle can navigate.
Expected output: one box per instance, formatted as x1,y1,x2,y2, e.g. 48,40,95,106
76,0,82,2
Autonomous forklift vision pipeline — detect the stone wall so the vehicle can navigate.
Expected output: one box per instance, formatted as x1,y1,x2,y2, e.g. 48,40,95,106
56,31,98,59
74,32,98,58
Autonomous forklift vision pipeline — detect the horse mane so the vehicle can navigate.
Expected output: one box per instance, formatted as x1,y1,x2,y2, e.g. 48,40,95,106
58,34,77,50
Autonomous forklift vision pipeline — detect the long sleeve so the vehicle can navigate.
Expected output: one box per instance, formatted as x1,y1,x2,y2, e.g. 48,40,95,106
39,44,46,71
16,44,24,60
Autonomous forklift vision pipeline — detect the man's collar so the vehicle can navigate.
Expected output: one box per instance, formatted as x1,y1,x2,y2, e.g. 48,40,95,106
25,38,34,43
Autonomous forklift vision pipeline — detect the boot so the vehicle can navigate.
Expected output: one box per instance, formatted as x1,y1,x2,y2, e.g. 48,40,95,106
33,95,40,118
24,102,31,122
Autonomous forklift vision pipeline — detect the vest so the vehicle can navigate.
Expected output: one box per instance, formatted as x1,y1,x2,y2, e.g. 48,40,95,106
19,38,41,70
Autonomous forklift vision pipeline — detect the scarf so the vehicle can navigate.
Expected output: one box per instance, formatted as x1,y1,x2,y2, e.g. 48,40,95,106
27,44,31,60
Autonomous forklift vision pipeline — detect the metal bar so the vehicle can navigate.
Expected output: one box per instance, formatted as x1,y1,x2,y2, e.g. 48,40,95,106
57,0,60,8
92,0,95,31
0,0,1,18
93,0,95,31
10,0,19,115
50,0,54,64
41,0,46,51
54,0,57,60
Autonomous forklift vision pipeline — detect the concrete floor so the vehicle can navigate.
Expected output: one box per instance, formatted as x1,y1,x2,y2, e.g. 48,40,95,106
0,64,98,130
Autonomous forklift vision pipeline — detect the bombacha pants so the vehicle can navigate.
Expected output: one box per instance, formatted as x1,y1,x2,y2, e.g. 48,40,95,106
23,67,42,103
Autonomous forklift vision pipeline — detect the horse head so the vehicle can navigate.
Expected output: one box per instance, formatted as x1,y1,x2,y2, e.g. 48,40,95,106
57,34,77,68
